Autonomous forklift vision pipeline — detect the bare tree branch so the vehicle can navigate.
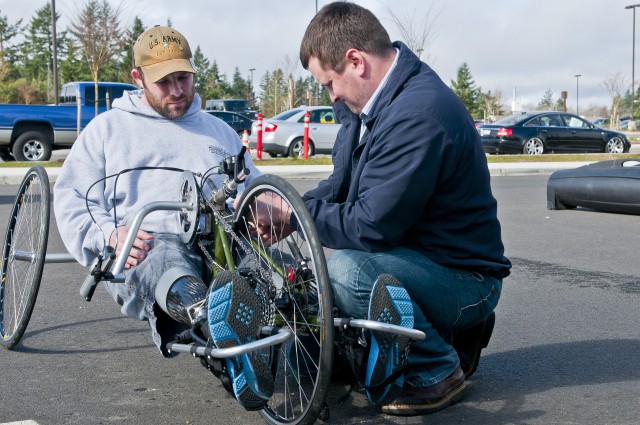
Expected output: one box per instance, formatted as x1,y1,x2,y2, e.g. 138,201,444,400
70,0,124,115
600,72,628,130
384,2,442,63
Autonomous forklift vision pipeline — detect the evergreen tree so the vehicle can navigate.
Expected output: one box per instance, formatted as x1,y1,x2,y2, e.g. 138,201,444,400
57,34,91,84
230,67,249,100
0,12,23,81
258,69,289,117
538,89,555,110
116,16,145,85
450,62,479,116
22,4,54,82
193,45,212,106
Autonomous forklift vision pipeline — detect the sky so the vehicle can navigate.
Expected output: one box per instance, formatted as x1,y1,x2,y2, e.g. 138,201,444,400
0,0,636,116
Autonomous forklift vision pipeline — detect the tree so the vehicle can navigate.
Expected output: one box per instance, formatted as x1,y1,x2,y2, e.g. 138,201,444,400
0,12,23,81
230,67,250,100
259,68,287,117
450,62,480,116
70,0,124,115
116,16,144,85
478,89,504,120
193,45,213,106
538,89,555,110
600,72,628,130
20,3,63,101
384,3,441,63
57,34,91,84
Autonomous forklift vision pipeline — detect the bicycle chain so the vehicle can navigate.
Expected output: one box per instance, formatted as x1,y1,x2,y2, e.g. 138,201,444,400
202,194,288,325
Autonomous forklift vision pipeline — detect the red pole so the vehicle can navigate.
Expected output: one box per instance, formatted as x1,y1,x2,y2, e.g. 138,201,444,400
256,112,263,160
303,110,310,160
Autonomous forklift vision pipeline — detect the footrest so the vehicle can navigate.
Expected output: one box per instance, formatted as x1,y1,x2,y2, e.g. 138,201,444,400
333,317,426,340
167,327,292,358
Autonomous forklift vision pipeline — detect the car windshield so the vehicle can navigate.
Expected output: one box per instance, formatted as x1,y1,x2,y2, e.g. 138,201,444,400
225,100,249,110
271,109,302,121
493,113,537,126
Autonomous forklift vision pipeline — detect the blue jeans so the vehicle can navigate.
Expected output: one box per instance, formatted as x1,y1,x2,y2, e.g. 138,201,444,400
328,247,501,387
104,234,203,357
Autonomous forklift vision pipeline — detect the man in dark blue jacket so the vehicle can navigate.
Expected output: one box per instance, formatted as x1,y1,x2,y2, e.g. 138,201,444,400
298,2,511,416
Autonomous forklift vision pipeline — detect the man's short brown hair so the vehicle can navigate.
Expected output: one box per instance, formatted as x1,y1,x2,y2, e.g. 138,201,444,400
299,2,392,73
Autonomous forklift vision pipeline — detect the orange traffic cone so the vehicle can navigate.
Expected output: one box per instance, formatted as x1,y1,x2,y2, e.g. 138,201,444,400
242,129,251,153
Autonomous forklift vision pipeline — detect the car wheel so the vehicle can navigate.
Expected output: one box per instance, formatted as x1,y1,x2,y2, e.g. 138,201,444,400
288,137,315,158
12,131,52,161
523,137,544,155
605,136,624,154
0,148,13,162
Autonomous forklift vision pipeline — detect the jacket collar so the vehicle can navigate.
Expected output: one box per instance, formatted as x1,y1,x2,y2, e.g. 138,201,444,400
334,41,422,128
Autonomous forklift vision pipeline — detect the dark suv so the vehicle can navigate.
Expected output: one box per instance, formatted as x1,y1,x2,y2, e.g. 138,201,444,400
205,110,253,137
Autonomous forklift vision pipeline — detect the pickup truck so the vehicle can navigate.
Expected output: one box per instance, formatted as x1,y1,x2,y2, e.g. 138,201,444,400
0,81,138,161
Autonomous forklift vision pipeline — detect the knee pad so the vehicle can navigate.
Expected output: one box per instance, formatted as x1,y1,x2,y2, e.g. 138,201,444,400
155,267,207,324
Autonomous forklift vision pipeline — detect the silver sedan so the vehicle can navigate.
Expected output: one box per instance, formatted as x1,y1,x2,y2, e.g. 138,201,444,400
249,106,341,157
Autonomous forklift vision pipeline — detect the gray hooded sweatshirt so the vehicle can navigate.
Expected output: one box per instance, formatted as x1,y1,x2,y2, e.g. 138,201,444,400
54,89,260,267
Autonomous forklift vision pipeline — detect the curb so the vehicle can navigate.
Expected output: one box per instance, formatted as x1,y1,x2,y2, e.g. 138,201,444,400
0,162,593,185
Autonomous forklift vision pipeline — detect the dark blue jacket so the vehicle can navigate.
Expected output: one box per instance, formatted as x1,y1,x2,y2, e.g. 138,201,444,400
303,42,511,279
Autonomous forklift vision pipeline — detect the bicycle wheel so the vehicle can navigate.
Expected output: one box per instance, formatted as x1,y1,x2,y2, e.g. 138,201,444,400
231,174,333,425
0,165,50,349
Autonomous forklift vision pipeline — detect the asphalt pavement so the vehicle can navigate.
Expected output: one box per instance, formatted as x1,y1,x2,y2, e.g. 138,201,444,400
1,175,639,425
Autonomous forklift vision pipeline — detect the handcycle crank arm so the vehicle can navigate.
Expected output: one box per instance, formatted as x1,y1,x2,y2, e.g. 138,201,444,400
166,327,292,358
333,317,427,340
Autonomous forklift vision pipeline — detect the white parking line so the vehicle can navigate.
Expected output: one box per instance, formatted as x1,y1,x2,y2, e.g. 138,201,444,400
1,421,40,425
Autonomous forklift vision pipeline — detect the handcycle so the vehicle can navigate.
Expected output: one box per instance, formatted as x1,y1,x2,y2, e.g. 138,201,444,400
0,148,425,425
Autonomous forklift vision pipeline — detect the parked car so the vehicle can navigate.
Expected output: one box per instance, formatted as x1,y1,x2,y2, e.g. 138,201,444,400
0,81,137,161
592,117,610,127
205,110,253,137
249,106,341,157
204,99,257,119
477,111,631,155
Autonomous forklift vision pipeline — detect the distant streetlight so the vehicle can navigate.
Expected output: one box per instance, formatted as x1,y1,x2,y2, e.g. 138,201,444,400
249,68,256,88
51,0,58,104
626,4,640,120
574,74,581,115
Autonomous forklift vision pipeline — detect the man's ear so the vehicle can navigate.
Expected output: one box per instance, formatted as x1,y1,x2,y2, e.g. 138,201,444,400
131,68,144,88
345,48,365,76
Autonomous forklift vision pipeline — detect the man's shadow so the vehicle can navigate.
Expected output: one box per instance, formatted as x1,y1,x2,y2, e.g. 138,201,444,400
325,338,640,424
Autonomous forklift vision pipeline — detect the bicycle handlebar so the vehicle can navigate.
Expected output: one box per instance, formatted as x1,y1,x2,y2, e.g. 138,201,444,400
80,149,249,301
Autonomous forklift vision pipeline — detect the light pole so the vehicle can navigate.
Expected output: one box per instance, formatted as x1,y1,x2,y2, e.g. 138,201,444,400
51,0,58,104
626,4,640,121
249,68,256,88
574,74,581,115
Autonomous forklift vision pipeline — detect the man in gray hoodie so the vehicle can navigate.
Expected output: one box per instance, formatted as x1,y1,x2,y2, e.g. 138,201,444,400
54,26,272,409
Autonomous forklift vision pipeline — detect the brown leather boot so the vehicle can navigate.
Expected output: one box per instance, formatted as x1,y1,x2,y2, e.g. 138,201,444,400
380,365,466,416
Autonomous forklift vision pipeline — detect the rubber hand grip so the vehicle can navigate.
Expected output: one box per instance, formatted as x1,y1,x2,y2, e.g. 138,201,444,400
80,273,97,301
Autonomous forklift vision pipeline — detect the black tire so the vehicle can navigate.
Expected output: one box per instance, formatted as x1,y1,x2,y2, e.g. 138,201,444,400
0,148,13,162
288,138,315,158
605,136,625,154
0,166,50,349
12,131,52,161
232,175,333,425
522,137,545,155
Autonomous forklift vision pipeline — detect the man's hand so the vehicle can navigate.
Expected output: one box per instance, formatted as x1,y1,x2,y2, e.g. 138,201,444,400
109,227,153,269
244,192,294,246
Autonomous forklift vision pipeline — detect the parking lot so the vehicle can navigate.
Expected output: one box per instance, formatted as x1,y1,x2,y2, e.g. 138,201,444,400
0,173,639,424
